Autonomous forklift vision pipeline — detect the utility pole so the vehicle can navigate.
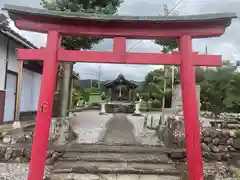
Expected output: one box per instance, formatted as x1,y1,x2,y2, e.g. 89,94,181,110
205,45,208,70
98,65,101,89
171,66,175,90
161,66,169,125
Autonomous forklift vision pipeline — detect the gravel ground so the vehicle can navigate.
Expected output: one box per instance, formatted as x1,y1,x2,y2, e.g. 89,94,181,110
176,161,237,180
0,163,52,180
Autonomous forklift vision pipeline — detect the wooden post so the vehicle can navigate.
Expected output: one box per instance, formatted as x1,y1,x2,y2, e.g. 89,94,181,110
151,116,153,128
12,60,23,128
158,116,162,126
28,31,60,180
143,115,147,128
179,35,203,180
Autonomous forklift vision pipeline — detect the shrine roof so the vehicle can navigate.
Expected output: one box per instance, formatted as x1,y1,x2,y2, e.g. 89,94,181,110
4,4,236,24
104,74,138,88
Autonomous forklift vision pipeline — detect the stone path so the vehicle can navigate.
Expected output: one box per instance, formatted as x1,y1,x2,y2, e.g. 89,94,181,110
71,111,112,143
100,113,138,144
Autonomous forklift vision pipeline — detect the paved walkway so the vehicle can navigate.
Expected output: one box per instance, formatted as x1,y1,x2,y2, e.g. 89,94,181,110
71,111,112,143
100,113,138,144
0,120,35,133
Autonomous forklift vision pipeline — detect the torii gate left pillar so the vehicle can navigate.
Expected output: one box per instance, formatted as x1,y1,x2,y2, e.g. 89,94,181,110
3,5,236,180
28,31,60,180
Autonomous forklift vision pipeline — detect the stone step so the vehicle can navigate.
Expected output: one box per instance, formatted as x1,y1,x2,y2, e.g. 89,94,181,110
60,152,172,164
58,143,184,154
50,174,181,180
53,161,180,175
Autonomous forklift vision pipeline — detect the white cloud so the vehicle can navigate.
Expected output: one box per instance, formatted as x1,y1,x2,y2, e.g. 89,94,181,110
1,0,239,80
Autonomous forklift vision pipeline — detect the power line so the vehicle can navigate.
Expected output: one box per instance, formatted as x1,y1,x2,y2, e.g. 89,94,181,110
127,0,184,52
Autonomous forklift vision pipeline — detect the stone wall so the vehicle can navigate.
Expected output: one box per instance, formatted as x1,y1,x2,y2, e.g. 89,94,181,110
161,116,185,149
201,128,238,161
160,115,240,161
171,85,201,115
201,111,240,121
50,116,77,145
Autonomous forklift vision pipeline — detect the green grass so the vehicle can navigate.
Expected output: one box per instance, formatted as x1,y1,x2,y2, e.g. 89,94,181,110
89,94,102,104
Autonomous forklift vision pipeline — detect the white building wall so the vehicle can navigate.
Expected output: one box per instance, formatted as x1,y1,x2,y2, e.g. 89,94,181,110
0,32,42,122
7,40,19,73
0,34,8,90
20,69,41,112
6,39,42,112
32,72,41,110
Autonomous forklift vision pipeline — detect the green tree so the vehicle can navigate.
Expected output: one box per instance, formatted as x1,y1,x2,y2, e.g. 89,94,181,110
199,61,240,118
41,0,123,50
83,88,90,102
72,86,83,107
41,0,123,114
154,5,179,53
141,68,172,110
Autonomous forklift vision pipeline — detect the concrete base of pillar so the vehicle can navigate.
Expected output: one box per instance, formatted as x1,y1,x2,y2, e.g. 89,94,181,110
12,121,21,129
99,103,107,115
132,113,143,116
133,103,142,116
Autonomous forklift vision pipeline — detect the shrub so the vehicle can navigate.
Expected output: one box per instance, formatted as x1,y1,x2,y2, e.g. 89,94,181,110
89,102,101,107
151,99,162,108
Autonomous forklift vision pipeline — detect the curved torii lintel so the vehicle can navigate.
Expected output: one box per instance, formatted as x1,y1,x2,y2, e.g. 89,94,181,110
3,4,237,39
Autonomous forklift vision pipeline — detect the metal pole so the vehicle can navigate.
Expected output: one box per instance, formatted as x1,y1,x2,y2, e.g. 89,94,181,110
98,65,101,89
12,60,23,128
171,66,175,90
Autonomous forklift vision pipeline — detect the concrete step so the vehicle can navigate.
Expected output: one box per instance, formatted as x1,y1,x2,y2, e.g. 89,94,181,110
53,160,180,175
60,152,172,164
50,174,181,180
50,143,183,179
58,143,184,154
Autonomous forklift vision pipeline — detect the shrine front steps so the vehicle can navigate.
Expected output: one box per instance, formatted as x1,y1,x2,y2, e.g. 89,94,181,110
49,143,184,180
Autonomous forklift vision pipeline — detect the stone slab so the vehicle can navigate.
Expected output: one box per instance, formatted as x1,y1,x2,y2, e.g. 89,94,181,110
171,84,201,114
100,114,137,144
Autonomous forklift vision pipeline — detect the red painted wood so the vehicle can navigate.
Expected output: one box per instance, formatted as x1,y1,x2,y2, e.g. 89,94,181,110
113,37,127,63
18,48,222,66
18,48,46,61
113,37,126,53
179,35,203,180
15,19,226,39
28,31,60,180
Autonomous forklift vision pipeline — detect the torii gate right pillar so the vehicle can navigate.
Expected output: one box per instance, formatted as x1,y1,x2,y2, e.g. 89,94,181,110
180,35,203,180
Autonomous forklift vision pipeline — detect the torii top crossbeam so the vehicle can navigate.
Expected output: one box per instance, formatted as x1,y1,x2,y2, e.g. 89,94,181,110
4,4,237,39
3,5,237,66
3,4,237,180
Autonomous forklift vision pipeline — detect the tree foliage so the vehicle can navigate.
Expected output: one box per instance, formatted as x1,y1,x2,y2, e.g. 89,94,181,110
198,62,240,117
154,5,179,53
140,68,172,109
143,60,240,116
41,0,123,50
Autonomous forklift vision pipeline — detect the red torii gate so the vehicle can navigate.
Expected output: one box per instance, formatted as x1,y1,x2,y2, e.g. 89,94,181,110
4,4,236,180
